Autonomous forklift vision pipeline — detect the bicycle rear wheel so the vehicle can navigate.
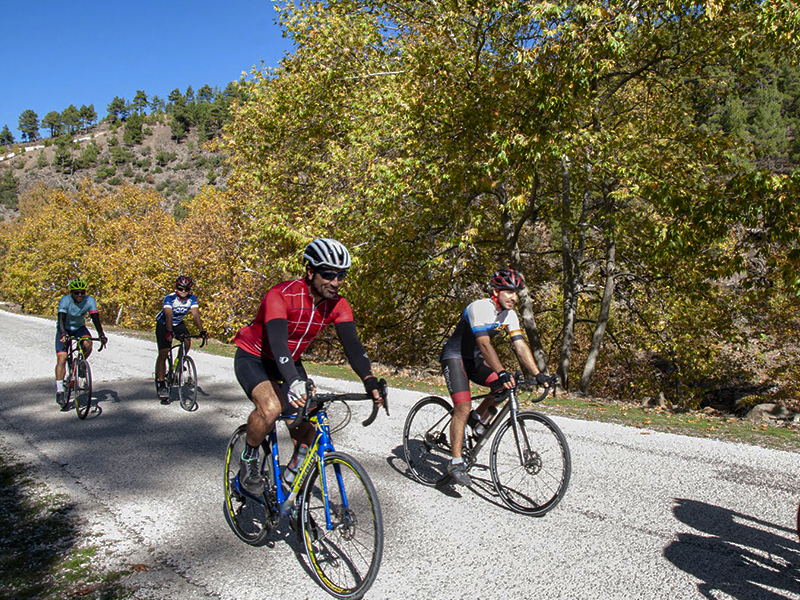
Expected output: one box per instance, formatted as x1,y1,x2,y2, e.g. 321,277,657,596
402,396,453,486
223,425,271,545
178,355,198,411
300,451,383,600
489,411,571,516
74,359,93,419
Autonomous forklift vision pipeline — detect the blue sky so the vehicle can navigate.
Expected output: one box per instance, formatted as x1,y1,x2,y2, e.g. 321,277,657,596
0,0,294,140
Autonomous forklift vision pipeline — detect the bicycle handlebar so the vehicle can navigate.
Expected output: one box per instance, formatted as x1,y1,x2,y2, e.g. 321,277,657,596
172,333,207,348
65,335,107,351
286,378,389,430
513,372,558,403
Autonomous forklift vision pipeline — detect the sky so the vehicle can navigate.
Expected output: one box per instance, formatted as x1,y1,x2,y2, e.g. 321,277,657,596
0,0,295,140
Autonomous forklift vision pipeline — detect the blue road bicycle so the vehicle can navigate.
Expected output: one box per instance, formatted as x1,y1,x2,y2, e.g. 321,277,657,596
223,380,389,600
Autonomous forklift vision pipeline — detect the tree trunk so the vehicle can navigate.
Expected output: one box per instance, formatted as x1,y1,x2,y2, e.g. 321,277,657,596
579,235,616,393
496,183,547,373
557,158,588,390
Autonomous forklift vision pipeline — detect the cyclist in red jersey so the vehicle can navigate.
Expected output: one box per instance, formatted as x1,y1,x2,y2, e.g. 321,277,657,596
233,238,386,496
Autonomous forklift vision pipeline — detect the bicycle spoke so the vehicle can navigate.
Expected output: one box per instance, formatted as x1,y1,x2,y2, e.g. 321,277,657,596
222,426,270,545
301,452,383,599
490,412,571,516
403,396,453,486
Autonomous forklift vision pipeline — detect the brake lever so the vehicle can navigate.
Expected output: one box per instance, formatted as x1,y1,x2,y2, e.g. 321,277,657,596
362,378,389,427
286,379,316,430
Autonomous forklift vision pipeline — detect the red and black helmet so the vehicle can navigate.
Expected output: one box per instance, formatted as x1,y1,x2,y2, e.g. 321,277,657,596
490,269,525,291
175,275,193,290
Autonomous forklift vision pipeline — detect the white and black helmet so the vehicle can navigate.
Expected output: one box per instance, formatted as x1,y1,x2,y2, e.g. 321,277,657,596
303,238,352,270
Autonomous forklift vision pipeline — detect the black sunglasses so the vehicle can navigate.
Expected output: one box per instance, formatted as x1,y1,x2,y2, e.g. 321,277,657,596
71,290,86,295
175,286,190,292
315,269,348,281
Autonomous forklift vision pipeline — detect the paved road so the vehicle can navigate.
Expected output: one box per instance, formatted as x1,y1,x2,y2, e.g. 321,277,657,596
2,308,800,599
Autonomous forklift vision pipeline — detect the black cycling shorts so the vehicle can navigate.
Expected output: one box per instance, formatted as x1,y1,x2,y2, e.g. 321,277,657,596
440,355,501,405
234,347,308,407
155,321,189,350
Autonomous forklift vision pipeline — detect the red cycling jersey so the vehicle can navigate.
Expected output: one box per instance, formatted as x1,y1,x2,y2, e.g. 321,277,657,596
234,278,354,359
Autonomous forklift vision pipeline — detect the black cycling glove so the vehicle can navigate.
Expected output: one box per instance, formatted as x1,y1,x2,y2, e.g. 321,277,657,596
364,376,383,402
535,372,550,385
497,370,513,386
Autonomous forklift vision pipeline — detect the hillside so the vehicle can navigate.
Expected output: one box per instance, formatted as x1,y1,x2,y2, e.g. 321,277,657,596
0,118,227,220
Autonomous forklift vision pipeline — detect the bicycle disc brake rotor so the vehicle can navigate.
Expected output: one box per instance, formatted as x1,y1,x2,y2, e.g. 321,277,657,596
522,449,543,475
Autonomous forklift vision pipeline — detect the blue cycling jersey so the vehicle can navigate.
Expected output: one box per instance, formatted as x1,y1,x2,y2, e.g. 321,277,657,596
156,293,199,326
57,294,99,331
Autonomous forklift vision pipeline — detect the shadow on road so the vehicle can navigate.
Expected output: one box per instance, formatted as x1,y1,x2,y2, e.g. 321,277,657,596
664,498,800,599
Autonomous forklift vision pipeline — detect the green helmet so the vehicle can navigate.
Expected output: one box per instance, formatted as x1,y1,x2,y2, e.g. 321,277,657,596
68,278,88,291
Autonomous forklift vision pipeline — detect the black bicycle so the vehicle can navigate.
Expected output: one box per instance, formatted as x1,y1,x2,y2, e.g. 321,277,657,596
224,381,389,599
402,373,571,516
155,333,205,410
61,335,105,419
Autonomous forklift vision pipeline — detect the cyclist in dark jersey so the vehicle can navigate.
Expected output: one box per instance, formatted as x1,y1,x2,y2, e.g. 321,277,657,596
440,269,549,486
154,275,207,402
233,238,386,496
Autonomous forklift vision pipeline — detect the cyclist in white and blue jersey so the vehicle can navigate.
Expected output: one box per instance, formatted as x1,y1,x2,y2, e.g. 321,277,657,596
55,278,107,409
154,275,207,402
439,269,549,486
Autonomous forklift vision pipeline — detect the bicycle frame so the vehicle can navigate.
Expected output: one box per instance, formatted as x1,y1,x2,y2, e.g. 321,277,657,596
64,335,99,379
236,405,342,526
461,378,556,466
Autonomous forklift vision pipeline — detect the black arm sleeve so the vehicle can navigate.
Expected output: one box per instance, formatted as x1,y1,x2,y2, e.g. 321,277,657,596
90,312,105,337
264,318,301,384
335,321,373,381
58,312,68,336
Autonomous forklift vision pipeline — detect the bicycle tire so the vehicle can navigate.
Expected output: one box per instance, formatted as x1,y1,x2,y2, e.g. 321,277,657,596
300,451,383,600
62,355,74,408
178,355,198,411
223,425,271,546
489,411,571,516
402,396,454,487
796,499,800,542
74,359,93,419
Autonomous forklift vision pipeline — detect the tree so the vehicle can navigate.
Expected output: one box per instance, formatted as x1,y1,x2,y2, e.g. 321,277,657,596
133,90,148,115
223,0,800,402
79,104,97,130
0,169,18,209
123,113,145,146
197,84,214,104
18,109,39,142
61,105,80,135
0,125,14,146
107,97,127,122
150,95,166,115
42,111,63,138
167,88,185,112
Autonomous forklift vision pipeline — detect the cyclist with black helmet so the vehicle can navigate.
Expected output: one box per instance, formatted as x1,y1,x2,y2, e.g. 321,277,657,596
232,238,386,497
55,278,108,409
439,268,550,486
155,275,207,402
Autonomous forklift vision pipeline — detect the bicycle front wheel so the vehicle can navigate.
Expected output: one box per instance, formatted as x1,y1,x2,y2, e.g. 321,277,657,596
300,451,383,600
223,425,270,546
402,396,453,487
74,360,93,419
178,355,198,411
489,411,571,516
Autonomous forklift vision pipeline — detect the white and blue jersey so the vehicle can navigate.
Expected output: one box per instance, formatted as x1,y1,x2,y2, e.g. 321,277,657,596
440,297,524,360
57,294,99,331
156,293,199,326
